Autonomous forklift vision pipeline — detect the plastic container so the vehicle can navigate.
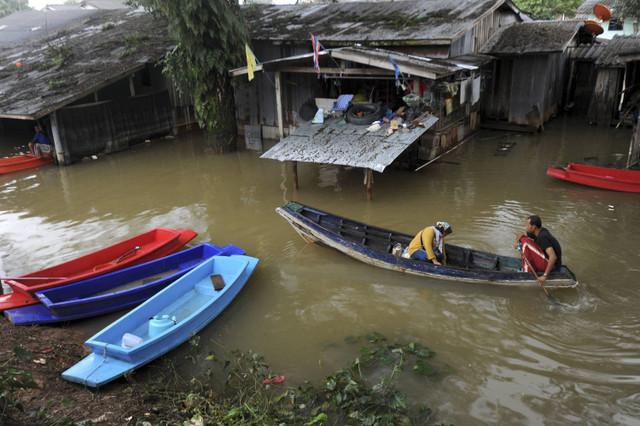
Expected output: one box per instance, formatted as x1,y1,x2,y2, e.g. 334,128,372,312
121,333,143,348
148,315,177,338
392,243,403,256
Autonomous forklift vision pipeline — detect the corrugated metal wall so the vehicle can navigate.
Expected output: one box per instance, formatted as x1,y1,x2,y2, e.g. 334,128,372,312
56,91,173,159
587,68,623,125
482,53,567,125
235,42,317,139
509,54,564,125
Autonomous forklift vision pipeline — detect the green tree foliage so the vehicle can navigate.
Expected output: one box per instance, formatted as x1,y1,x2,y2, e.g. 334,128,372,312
616,0,640,20
512,0,582,20
128,0,248,153
0,0,29,19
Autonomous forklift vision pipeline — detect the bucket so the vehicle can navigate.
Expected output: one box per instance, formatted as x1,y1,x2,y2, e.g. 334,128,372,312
148,315,177,338
121,333,143,348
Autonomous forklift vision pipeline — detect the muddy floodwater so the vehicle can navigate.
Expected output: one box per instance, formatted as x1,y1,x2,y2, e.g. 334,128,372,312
1,116,639,424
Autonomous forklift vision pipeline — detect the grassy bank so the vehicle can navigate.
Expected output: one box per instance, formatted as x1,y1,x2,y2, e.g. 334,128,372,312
1,322,451,425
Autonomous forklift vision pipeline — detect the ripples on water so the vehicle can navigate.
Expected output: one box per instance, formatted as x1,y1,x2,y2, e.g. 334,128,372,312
1,117,639,424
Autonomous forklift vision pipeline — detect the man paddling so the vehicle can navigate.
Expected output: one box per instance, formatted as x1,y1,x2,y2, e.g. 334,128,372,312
513,215,562,284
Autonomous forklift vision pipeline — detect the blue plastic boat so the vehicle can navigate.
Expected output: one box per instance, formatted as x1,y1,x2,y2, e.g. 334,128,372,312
62,254,258,387
4,243,245,325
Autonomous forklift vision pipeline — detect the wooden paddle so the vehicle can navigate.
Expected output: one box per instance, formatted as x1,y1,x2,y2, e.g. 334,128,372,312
519,250,561,306
113,246,141,264
93,246,141,271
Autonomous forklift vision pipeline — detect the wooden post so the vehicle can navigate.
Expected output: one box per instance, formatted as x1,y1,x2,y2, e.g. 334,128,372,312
292,161,298,190
275,71,284,141
276,71,297,189
366,168,373,201
564,60,575,109
50,111,70,166
129,75,136,97
627,120,639,168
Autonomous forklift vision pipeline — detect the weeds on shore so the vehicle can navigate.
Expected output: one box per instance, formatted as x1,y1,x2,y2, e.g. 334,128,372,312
1,347,39,422
130,332,450,425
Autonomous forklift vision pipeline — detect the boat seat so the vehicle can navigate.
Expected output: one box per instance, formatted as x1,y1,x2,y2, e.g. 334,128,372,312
195,276,225,296
463,251,473,269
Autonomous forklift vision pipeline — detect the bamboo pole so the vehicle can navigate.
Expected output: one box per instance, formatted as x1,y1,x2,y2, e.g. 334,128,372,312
292,161,298,190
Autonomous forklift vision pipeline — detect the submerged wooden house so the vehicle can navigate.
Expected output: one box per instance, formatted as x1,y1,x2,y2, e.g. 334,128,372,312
0,7,183,165
479,20,586,128
233,0,530,198
585,35,640,126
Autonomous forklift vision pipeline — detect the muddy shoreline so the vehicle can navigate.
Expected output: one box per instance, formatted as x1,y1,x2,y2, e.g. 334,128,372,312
1,320,157,425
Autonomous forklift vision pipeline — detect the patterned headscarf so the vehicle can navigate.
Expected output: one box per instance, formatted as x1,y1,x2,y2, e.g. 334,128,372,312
436,222,452,235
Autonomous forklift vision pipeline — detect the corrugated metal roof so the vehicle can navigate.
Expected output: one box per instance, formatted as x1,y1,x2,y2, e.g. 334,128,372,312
448,53,495,68
80,1,130,9
331,46,474,80
0,9,174,120
242,0,515,45
480,20,583,55
595,35,640,67
0,9,99,46
575,0,616,17
260,115,438,172
618,46,640,63
231,46,485,81
569,40,607,61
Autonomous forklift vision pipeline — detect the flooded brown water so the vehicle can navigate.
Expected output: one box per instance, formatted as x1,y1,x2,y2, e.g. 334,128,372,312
1,116,639,424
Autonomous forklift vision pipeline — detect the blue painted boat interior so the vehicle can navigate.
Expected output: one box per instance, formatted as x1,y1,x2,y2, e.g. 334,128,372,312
62,254,258,387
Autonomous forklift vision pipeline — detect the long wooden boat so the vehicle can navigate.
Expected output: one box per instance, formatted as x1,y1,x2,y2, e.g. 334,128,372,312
0,153,54,174
546,163,640,193
276,202,577,288
4,243,245,325
0,227,197,312
62,254,259,387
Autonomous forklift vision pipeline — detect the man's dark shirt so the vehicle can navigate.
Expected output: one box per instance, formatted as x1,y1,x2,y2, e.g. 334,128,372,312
529,228,562,266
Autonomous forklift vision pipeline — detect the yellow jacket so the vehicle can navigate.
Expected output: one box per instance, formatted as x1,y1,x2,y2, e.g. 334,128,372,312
408,226,446,261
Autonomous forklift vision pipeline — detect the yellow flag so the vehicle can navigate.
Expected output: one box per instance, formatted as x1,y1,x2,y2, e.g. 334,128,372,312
245,43,257,81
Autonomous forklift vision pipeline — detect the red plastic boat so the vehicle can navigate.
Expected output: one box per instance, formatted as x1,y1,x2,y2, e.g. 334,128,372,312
547,163,640,193
0,227,197,311
0,153,54,175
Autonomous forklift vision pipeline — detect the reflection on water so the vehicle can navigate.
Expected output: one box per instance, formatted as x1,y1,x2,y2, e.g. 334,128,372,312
1,117,639,424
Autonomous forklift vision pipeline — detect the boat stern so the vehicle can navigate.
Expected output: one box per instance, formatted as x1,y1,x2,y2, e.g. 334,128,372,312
62,353,136,388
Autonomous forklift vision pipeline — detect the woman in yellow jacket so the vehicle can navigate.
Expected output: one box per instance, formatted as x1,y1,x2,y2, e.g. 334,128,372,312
408,222,452,265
